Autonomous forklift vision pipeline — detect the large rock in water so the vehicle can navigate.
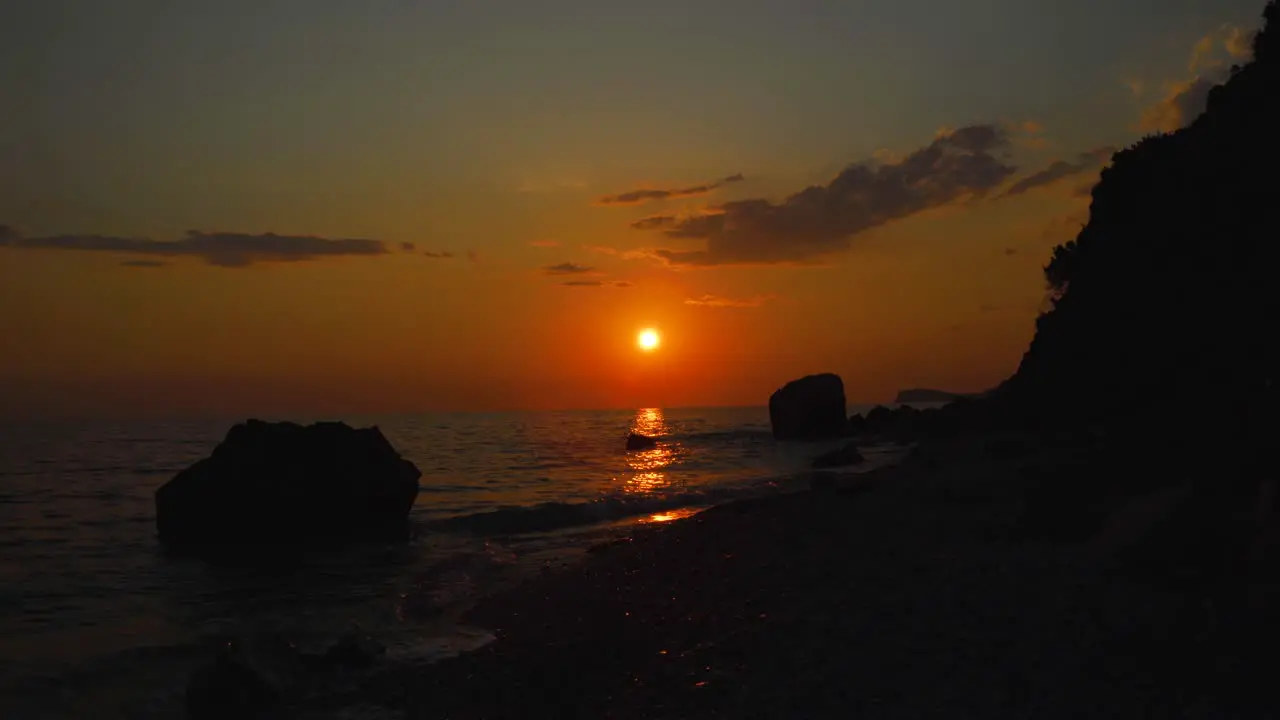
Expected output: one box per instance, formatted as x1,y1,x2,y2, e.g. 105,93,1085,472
155,420,421,547
769,373,849,440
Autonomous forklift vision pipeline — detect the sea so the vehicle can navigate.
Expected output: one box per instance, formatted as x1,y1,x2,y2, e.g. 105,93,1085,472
0,405,907,718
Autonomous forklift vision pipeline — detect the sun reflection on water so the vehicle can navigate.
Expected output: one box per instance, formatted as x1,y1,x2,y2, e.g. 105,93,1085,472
625,408,675,495
641,507,701,524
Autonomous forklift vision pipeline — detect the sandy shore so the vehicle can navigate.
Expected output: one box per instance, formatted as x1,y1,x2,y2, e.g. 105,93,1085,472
297,436,1280,719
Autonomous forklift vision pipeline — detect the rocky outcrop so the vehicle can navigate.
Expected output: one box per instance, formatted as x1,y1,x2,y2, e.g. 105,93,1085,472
894,388,965,404
811,443,865,469
155,419,421,548
187,635,304,720
999,0,1280,436
769,373,849,440
626,432,659,450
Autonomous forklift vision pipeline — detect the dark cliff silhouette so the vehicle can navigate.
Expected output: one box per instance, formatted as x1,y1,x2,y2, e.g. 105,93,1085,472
995,1,1277,450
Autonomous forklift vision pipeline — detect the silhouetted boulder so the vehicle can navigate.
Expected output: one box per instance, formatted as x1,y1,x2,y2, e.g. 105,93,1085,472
322,630,385,669
155,419,421,548
187,636,304,719
864,405,895,434
769,374,848,440
848,413,868,436
811,443,865,469
626,432,658,450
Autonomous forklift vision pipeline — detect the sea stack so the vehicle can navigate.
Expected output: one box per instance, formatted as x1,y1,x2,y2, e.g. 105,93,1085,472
769,373,849,440
155,419,421,548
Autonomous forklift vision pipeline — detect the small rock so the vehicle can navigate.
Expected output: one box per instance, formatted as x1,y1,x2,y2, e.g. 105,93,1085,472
323,630,386,669
626,432,658,450
811,443,865,469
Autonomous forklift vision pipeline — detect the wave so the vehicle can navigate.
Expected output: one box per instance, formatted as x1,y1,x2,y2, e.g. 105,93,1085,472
673,428,775,443
423,480,791,536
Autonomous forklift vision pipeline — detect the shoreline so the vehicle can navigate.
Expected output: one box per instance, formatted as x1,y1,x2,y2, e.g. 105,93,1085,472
294,435,1280,718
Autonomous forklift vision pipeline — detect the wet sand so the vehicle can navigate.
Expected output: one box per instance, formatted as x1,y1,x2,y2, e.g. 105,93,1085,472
299,437,1280,719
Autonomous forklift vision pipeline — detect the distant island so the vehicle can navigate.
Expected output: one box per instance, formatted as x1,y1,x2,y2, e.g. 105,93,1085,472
893,388,969,404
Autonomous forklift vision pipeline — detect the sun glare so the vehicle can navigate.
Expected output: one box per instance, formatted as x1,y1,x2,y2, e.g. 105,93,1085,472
637,328,661,351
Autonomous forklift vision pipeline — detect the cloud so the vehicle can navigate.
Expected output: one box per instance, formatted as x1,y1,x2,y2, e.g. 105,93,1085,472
121,259,168,268
561,279,633,288
631,124,1016,266
0,228,388,268
1140,75,1220,132
684,294,774,308
400,242,416,252
1141,23,1255,132
466,249,480,263
424,250,455,259
1225,25,1256,59
1191,24,1254,72
629,215,678,231
1002,146,1115,197
1003,248,1019,256
542,262,596,275
530,239,559,247
596,173,746,206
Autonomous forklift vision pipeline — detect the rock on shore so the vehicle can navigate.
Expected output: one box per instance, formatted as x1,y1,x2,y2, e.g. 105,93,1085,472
155,419,421,547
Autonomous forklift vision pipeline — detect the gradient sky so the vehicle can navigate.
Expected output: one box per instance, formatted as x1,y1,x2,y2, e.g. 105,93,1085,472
0,0,1267,418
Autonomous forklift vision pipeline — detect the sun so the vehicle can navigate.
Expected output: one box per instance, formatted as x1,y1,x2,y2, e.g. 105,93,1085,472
637,328,661,351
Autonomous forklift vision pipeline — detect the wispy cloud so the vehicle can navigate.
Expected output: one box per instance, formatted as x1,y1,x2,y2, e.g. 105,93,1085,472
629,215,678,231
596,173,745,206
0,228,388,268
1141,23,1256,132
1002,147,1115,197
630,125,1015,267
121,259,168,268
542,262,596,275
561,279,633,288
684,294,774,308
400,242,416,252
424,250,455,259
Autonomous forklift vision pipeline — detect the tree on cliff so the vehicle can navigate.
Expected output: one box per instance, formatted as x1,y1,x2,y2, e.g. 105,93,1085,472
1001,0,1278,439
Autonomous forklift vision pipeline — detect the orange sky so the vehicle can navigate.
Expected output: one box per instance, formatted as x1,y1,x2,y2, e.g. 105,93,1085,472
0,2,1263,419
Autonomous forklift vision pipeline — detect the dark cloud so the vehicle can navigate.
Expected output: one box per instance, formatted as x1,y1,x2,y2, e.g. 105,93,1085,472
466,249,480,263
424,250,455,259
543,262,596,275
1,228,387,268
400,242,416,252
596,173,746,206
1002,147,1115,198
1004,247,1019,256
629,215,678,231
121,259,168,268
684,294,773,308
634,125,1016,266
